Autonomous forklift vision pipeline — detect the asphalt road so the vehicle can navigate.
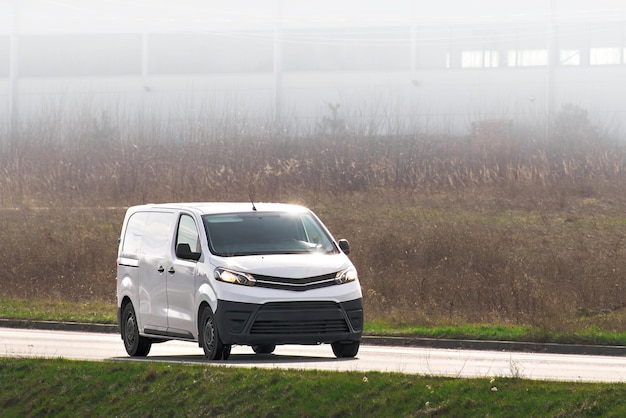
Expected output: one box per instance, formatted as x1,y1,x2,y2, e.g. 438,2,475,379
2,327,626,383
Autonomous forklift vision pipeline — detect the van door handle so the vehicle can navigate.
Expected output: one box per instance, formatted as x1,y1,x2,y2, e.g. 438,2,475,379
168,267,176,274
157,266,165,273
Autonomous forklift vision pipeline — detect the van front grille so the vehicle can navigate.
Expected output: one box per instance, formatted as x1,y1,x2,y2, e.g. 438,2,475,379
252,273,338,291
249,301,350,335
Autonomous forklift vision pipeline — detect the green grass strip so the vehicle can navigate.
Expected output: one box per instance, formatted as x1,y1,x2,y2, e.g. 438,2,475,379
1,358,625,417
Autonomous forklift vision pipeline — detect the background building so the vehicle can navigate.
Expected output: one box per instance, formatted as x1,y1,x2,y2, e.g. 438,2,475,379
2,0,626,138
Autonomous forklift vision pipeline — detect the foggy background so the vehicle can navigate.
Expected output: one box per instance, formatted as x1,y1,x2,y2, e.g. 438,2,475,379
2,0,626,139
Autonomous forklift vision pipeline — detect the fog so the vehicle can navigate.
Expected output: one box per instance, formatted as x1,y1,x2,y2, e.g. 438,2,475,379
2,0,626,138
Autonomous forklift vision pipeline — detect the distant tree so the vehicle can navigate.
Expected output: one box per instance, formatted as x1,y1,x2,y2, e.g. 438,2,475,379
316,103,347,137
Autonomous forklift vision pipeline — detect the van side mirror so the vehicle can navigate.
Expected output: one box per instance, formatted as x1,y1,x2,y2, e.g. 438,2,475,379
338,239,350,255
176,243,201,261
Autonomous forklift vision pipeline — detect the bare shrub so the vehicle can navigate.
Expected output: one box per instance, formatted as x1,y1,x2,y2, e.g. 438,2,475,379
0,207,120,302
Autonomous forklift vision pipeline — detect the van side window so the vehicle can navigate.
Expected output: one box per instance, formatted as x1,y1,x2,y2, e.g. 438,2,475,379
142,212,175,257
176,214,201,260
121,211,149,255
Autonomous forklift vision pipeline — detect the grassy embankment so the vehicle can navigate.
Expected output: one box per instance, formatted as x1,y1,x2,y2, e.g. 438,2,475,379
1,106,626,344
2,358,625,417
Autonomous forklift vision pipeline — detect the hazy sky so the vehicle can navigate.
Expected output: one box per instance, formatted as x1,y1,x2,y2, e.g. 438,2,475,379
3,0,626,34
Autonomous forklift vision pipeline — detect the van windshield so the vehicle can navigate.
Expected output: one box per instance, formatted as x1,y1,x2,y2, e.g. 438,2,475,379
202,212,338,257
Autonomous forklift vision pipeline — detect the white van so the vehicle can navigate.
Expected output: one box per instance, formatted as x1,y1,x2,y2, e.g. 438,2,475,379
116,202,363,360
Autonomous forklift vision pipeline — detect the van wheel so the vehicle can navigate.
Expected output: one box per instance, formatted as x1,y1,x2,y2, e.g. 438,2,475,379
252,344,276,355
222,345,232,361
200,306,225,360
121,303,151,357
331,340,360,358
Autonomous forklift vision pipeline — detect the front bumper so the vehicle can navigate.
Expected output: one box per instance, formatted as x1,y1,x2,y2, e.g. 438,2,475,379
215,298,363,346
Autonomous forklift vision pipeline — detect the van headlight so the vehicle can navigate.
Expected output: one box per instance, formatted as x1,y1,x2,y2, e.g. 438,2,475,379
215,268,257,287
335,268,358,285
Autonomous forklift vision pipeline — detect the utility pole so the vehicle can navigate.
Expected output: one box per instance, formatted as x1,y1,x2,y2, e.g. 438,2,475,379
8,0,19,140
546,0,557,141
273,0,283,124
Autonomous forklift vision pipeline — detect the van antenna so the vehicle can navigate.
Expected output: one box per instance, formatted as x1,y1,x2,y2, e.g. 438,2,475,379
249,193,257,211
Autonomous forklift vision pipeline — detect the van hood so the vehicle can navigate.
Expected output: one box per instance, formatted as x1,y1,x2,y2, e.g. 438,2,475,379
219,253,352,278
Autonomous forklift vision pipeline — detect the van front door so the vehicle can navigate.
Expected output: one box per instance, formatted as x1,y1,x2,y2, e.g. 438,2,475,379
166,213,201,338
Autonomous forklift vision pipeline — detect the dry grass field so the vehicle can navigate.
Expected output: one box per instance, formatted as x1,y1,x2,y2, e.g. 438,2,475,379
1,105,626,334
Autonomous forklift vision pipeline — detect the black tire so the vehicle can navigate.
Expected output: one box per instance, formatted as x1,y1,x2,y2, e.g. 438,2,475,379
252,344,276,355
200,306,225,360
331,340,360,358
222,344,232,361
121,303,152,357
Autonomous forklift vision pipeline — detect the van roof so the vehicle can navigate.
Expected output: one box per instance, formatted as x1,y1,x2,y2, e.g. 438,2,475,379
126,202,310,215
